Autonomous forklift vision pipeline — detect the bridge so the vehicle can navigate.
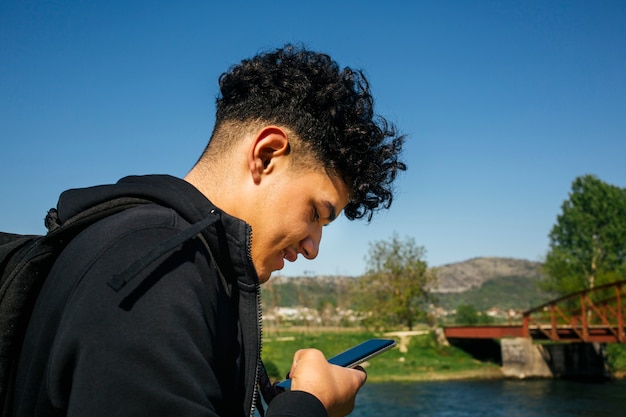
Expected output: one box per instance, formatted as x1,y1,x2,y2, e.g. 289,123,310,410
444,279,626,343
443,280,626,379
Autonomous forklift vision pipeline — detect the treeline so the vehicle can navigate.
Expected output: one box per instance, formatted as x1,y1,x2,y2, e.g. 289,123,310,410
262,272,555,331
261,272,552,317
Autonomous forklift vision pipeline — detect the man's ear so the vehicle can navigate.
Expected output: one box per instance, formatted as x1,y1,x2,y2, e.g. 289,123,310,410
248,126,291,183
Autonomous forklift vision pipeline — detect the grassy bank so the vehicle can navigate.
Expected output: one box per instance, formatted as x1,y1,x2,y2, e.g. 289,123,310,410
262,328,626,382
261,329,502,383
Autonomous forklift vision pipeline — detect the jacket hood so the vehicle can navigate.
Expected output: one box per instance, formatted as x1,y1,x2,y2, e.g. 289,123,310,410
56,175,212,225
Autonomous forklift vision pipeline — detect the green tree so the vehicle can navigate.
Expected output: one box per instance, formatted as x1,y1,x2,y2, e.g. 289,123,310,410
455,304,493,325
317,298,337,327
355,233,436,330
543,175,626,295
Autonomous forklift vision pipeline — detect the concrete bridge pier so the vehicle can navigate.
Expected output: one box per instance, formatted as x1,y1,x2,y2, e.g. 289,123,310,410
501,338,611,379
501,338,552,378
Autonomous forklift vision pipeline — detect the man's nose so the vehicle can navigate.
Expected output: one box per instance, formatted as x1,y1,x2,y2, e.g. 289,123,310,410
300,231,321,260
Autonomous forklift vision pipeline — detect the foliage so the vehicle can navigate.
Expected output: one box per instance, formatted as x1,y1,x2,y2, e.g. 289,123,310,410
264,259,552,325
455,304,482,325
354,233,437,330
262,276,353,312
606,343,626,373
543,175,626,295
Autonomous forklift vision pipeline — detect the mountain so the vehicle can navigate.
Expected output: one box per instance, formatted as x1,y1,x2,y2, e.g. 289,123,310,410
430,257,552,311
433,257,543,293
266,257,552,313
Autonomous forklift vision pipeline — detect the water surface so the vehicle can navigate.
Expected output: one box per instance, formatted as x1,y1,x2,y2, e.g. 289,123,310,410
351,379,626,416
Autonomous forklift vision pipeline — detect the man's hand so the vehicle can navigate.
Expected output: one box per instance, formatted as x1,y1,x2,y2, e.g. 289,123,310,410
288,348,367,417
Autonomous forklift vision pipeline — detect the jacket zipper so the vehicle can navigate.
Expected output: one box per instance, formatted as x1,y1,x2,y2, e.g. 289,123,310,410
250,282,264,417
248,227,263,417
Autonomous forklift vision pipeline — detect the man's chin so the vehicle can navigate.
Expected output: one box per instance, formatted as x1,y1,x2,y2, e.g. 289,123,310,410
257,269,273,284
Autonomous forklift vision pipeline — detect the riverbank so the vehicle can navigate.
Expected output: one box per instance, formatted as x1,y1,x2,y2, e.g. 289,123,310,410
262,328,626,383
365,366,505,383
262,329,503,383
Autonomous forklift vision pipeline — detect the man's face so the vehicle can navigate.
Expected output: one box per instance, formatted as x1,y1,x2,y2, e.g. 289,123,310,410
247,167,350,283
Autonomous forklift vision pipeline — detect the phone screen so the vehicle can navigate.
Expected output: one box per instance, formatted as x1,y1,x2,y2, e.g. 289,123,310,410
327,338,397,368
275,338,396,390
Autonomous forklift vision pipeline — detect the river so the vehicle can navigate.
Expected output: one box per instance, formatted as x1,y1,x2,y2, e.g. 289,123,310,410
350,379,626,416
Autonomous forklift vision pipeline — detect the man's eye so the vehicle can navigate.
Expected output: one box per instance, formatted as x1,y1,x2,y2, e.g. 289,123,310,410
313,208,320,222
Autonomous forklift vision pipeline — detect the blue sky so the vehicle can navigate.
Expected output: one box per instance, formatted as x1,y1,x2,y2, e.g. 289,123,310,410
1,1,625,277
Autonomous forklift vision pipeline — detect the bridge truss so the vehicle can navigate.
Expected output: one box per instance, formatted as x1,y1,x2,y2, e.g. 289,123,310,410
444,280,626,343
522,279,626,343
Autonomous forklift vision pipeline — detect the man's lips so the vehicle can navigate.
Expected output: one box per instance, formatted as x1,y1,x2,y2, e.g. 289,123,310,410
275,248,298,272
281,248,298,263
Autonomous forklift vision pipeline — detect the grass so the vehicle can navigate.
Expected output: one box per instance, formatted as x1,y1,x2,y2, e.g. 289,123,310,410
261,329,502,383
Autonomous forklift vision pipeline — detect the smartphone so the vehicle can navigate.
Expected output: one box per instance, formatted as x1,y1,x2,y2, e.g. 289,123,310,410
275,338,396,390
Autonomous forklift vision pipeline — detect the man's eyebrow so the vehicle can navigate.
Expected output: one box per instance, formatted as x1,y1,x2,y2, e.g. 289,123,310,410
324,201,337,223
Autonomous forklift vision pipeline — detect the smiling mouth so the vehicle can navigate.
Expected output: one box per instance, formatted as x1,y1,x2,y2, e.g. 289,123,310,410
281,248,298,263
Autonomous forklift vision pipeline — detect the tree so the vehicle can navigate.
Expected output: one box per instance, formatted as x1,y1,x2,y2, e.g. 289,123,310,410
543,175,626,295
355,233,436,330
316,298,336,327
455,304,493,325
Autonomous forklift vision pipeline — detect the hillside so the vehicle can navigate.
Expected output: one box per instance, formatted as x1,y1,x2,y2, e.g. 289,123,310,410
434,275,554,311
431,257,551,311
433,257,543,293
266,257,552,313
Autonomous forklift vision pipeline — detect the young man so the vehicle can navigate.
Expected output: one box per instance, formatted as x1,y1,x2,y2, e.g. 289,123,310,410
12,45,405,417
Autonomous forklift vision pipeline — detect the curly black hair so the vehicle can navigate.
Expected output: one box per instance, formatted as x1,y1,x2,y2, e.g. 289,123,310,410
215,44,406,221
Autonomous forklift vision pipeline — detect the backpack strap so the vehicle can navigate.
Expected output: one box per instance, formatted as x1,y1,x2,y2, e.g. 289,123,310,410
107,210,221,293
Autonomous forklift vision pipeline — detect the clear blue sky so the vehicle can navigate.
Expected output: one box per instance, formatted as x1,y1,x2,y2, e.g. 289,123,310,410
1,1,625,277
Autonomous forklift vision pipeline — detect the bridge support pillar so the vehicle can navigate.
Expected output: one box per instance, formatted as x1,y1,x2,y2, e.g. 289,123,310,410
501,338,611,379
501,338,552,378
543,342,611,379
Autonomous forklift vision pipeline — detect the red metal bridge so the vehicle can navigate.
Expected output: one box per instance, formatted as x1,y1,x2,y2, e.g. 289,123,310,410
444,279,626,343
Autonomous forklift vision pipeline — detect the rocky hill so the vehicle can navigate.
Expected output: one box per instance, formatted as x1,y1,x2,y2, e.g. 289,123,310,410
266,257,550,312
433,257,543,293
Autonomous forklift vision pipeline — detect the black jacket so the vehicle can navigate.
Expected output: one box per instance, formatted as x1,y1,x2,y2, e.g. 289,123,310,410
13,175,326,417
